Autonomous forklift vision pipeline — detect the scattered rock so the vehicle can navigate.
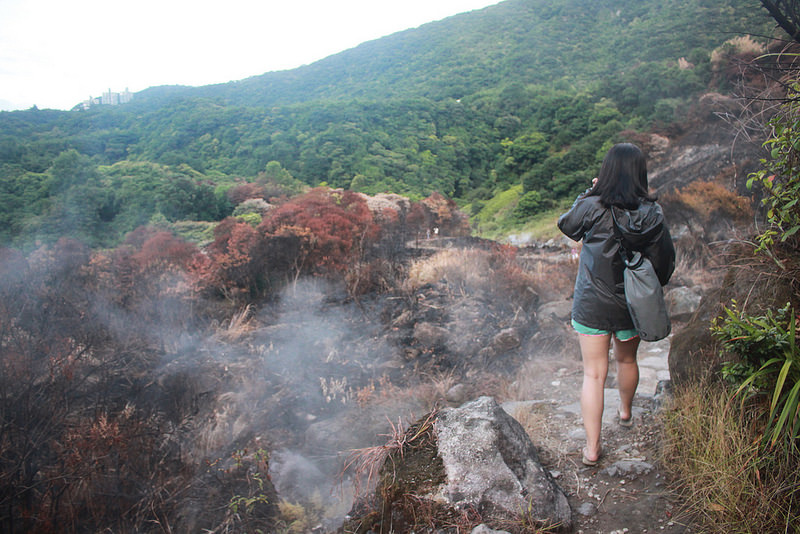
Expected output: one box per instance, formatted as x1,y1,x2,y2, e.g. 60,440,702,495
602,460,654,478
665,286,702,322
413,322,449,348
445,383,470,405
490,327,522,352
537,300,572,325
471,524,511,534
653,379,674,411
577,502,597,516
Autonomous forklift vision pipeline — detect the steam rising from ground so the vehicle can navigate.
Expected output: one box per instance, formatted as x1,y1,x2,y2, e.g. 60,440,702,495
178,279,402,524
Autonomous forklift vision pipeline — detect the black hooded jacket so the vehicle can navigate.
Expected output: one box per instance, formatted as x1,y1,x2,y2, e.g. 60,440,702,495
557,193,675,332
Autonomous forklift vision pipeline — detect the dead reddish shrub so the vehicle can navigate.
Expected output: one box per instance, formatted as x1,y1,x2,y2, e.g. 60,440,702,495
259,188,380,275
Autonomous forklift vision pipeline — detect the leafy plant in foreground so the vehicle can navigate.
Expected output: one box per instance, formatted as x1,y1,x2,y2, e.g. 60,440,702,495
713,301,800,450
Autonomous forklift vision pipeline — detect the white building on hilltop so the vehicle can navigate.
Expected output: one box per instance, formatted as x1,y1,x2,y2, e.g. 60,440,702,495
79,88,133,110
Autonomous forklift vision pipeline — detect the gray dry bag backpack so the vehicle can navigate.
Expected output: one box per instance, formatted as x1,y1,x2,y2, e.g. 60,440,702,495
620,250,671,341
612,210,671,342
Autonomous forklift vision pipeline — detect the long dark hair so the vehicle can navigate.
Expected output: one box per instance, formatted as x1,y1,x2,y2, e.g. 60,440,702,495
588,143,655,209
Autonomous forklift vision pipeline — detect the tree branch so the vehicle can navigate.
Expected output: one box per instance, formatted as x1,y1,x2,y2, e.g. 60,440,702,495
761,0,800,43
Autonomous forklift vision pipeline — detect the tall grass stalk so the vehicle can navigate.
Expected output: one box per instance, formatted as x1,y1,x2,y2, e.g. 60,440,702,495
661,382,800,532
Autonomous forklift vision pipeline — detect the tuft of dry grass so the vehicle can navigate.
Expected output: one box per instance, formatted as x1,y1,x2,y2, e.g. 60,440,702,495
215,304,256,341
413,369,459,410
342,410,439,501
660,381,800,532
711,35,767,65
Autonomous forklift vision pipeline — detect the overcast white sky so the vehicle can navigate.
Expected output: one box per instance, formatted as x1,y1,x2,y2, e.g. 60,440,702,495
0,0,503,111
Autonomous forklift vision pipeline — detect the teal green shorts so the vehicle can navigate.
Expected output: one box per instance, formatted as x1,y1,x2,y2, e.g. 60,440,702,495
571,319,639,342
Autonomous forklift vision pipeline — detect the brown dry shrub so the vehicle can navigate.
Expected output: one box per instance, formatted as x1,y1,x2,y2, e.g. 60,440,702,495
661,181,753,270
710,36,769,87
665,180,752,224
710,36,767,67
404,246,540,311
488,244,542,310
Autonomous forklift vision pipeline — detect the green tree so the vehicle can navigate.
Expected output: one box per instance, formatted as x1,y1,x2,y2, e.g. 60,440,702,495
48,149,99,192
513,190,545,221
260,160,304,194
0,174,49,244
156,178,223,222
498,132,549,188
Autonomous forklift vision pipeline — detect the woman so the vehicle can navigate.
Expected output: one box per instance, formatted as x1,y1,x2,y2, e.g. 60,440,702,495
557,143,675,466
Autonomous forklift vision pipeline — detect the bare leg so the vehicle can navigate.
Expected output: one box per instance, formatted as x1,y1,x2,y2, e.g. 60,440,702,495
578,333,612,461
613,336,641,421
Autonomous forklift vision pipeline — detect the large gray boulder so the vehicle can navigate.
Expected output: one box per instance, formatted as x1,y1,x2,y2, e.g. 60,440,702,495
665,286,703,322
433,396,572,530
342,396,572,532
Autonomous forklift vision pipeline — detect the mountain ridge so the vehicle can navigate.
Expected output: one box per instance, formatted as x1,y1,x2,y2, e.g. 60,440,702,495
132,0,772,109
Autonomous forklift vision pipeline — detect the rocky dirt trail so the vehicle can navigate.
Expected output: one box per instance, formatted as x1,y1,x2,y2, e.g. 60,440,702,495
383,238,696,533
502,329,690,534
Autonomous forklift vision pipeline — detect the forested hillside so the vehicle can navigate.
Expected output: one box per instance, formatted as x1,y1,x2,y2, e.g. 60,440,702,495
152,0,765,107
0,0,776,247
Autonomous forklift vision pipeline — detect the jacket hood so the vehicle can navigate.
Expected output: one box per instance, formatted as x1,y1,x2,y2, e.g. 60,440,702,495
612,202,664,249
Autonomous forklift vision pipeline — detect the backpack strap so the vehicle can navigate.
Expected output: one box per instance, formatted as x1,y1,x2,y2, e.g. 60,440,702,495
610,207,643,267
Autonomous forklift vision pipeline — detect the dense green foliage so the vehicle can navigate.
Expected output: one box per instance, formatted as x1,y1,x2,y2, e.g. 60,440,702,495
747,80,800,253
0,0,776,247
